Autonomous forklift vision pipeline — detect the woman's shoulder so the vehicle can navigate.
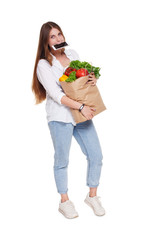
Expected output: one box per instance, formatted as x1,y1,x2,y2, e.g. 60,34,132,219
37,59,51,69
66,48,80,60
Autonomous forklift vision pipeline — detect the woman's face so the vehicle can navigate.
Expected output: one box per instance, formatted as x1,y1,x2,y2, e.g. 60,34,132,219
48,28,65,50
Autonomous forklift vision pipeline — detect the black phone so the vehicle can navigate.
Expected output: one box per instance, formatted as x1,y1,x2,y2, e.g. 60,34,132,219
52,42,68,50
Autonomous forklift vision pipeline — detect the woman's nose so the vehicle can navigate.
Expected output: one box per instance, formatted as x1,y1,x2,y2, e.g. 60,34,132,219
56,36,61,42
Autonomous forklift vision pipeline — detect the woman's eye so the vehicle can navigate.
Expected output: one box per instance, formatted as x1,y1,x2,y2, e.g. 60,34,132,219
50,33,62,39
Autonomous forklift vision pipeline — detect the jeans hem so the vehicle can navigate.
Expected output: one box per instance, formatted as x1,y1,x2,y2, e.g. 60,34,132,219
87,183,99,188
58,190,68,194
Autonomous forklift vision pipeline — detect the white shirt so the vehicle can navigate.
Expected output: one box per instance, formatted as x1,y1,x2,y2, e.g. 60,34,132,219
36,48,80,126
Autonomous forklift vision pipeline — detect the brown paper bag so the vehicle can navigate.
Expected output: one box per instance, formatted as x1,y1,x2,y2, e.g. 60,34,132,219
60,76,106,123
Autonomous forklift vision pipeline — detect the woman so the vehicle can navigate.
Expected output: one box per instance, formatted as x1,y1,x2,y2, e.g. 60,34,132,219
32,21,105,219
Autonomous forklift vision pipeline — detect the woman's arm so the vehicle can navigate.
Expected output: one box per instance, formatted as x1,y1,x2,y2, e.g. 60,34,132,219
37,60,66,105
61,95,96,120
61,95,82,110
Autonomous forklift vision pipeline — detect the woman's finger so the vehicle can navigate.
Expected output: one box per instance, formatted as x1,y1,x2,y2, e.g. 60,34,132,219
90,72,94,75
87,80,93,84
91,82,96,86
91,108,96,111
87,81,96,86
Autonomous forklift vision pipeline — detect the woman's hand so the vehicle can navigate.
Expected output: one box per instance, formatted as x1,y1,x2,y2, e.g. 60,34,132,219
81,105,96,120
87,72,98,85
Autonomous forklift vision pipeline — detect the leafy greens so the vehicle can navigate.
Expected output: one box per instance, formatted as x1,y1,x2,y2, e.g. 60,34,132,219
69,60,101,79
65,71,77,82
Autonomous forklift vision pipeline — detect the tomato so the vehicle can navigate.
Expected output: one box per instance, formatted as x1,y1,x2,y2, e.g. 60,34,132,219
64,67,77,76
76,68,89,78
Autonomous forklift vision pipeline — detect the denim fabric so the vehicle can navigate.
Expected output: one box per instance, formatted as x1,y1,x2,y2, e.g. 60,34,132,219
48,120,103,194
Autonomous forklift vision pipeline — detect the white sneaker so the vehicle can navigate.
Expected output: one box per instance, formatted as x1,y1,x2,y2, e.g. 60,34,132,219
84,193,105,216
58,200,79,219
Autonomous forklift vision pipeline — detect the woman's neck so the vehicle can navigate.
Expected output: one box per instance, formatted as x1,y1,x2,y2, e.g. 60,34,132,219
51,49,64,58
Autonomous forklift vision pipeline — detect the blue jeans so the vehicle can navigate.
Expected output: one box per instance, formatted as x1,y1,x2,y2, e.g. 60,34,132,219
48,120,103,194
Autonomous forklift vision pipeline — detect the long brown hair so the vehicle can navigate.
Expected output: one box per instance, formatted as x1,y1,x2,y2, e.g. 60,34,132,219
32,21,65,104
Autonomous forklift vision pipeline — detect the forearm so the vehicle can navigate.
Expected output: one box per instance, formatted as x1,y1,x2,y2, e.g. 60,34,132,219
61,95,82,110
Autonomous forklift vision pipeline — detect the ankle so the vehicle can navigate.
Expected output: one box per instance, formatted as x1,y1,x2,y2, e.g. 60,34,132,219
89,194,97,198
89,187,97,197
61,194,69,203
61,198,69,203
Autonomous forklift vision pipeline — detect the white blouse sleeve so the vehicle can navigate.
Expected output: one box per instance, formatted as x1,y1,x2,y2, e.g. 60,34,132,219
36,60,65,105
70,49,80,60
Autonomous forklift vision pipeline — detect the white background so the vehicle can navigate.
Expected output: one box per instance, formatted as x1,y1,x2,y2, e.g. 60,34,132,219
0,0,142,239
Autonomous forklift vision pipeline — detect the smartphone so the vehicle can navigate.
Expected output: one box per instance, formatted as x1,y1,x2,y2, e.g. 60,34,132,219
52,42,68,50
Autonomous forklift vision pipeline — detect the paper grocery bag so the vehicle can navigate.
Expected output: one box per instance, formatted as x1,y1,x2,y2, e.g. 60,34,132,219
60,76,106,123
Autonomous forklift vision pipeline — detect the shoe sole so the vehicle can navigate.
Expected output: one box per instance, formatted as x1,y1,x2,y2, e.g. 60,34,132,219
84,199,105,216
58,209,79,219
